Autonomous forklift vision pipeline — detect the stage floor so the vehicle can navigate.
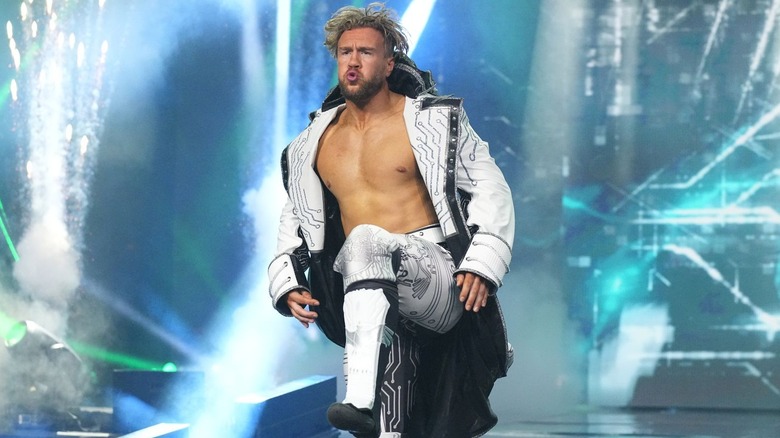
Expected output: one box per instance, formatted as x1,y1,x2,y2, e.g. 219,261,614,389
481,407,780,438
337,407,780,437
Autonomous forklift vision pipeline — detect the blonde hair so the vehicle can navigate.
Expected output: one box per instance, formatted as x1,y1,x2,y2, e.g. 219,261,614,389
323,2,409,58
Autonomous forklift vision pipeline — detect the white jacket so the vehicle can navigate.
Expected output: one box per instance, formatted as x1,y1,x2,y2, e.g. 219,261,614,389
268,94,514,311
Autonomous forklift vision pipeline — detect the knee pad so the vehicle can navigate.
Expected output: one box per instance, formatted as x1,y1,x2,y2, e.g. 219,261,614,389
334,224,400,289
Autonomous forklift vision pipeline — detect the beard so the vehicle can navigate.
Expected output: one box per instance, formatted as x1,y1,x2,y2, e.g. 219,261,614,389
338,71,386,107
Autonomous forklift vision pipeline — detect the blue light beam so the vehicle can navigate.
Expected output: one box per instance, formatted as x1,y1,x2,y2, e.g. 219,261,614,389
401,0,436,56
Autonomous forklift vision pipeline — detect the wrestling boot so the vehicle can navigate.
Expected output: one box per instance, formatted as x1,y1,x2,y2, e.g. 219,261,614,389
326,402,375,435
328,281,399,437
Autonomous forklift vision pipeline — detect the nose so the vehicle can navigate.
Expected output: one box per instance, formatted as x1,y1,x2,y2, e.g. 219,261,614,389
348,51,360,68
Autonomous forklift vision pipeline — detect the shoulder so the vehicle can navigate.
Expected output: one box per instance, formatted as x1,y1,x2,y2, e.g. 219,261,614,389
286,106,342,160
413,94,463,111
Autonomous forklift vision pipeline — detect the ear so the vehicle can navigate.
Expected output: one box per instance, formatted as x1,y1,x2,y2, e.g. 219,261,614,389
386,55,395,77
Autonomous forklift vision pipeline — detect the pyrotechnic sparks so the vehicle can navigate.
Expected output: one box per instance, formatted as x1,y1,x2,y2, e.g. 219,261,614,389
10,78,17,101
12,0,109,233
4,0,111,360
80,135,89,156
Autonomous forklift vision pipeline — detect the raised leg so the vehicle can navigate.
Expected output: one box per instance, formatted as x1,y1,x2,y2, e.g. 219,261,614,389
330,225,401,436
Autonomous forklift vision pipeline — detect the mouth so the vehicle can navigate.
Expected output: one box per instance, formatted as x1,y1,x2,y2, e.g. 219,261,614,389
346,71,359,82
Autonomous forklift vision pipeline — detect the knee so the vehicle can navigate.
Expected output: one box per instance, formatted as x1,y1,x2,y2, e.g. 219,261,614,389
335,224,400,285
344,224,398,254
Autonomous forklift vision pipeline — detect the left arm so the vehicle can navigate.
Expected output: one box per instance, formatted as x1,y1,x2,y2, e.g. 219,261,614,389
453,106,515,311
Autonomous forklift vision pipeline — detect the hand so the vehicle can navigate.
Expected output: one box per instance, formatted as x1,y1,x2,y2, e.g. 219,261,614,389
286,289,320,328
456,272,491,312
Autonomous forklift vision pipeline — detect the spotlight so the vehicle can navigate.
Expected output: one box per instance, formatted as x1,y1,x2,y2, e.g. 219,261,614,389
3,320,90,429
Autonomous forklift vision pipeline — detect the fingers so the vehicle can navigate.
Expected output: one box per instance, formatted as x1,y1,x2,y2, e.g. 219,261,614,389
286,290,320,328
457,273,489,313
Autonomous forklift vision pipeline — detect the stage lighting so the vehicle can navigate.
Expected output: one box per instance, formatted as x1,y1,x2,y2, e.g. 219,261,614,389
3,320,90,425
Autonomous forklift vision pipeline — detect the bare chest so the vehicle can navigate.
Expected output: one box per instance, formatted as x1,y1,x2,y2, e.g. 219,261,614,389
316,116,418,192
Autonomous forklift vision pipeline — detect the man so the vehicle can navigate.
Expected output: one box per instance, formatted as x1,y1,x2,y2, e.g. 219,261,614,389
268,3,514,437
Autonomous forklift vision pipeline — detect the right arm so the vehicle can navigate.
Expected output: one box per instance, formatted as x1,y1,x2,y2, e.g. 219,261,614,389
269,112,333,326
267,195,315,320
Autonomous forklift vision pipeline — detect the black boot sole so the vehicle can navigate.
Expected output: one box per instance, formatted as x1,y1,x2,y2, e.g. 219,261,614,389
326,402,376,435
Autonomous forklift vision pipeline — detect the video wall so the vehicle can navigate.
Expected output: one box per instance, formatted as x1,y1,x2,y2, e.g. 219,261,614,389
566,0,780,409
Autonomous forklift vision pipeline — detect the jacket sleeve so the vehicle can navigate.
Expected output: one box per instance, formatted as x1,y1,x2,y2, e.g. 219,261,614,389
267,157,312,316
453,106,514,289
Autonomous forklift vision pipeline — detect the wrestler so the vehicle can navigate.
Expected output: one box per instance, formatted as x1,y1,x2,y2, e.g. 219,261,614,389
268,3,515,437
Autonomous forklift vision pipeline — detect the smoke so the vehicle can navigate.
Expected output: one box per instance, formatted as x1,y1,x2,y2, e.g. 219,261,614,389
13,219,80,309
490,265,586,419
589,303,673,406
490,269,672,416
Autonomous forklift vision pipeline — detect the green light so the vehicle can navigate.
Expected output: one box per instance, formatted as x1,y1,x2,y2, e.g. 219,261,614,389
4,321,26,347
68,340,170,371
0,312,21,342
0,198,19,262
162,362,178,372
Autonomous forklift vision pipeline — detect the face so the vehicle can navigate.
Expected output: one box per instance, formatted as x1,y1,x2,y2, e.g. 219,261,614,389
336,27,394,106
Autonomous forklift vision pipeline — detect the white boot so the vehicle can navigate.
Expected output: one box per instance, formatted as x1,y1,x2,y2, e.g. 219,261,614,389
342,287,393,409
